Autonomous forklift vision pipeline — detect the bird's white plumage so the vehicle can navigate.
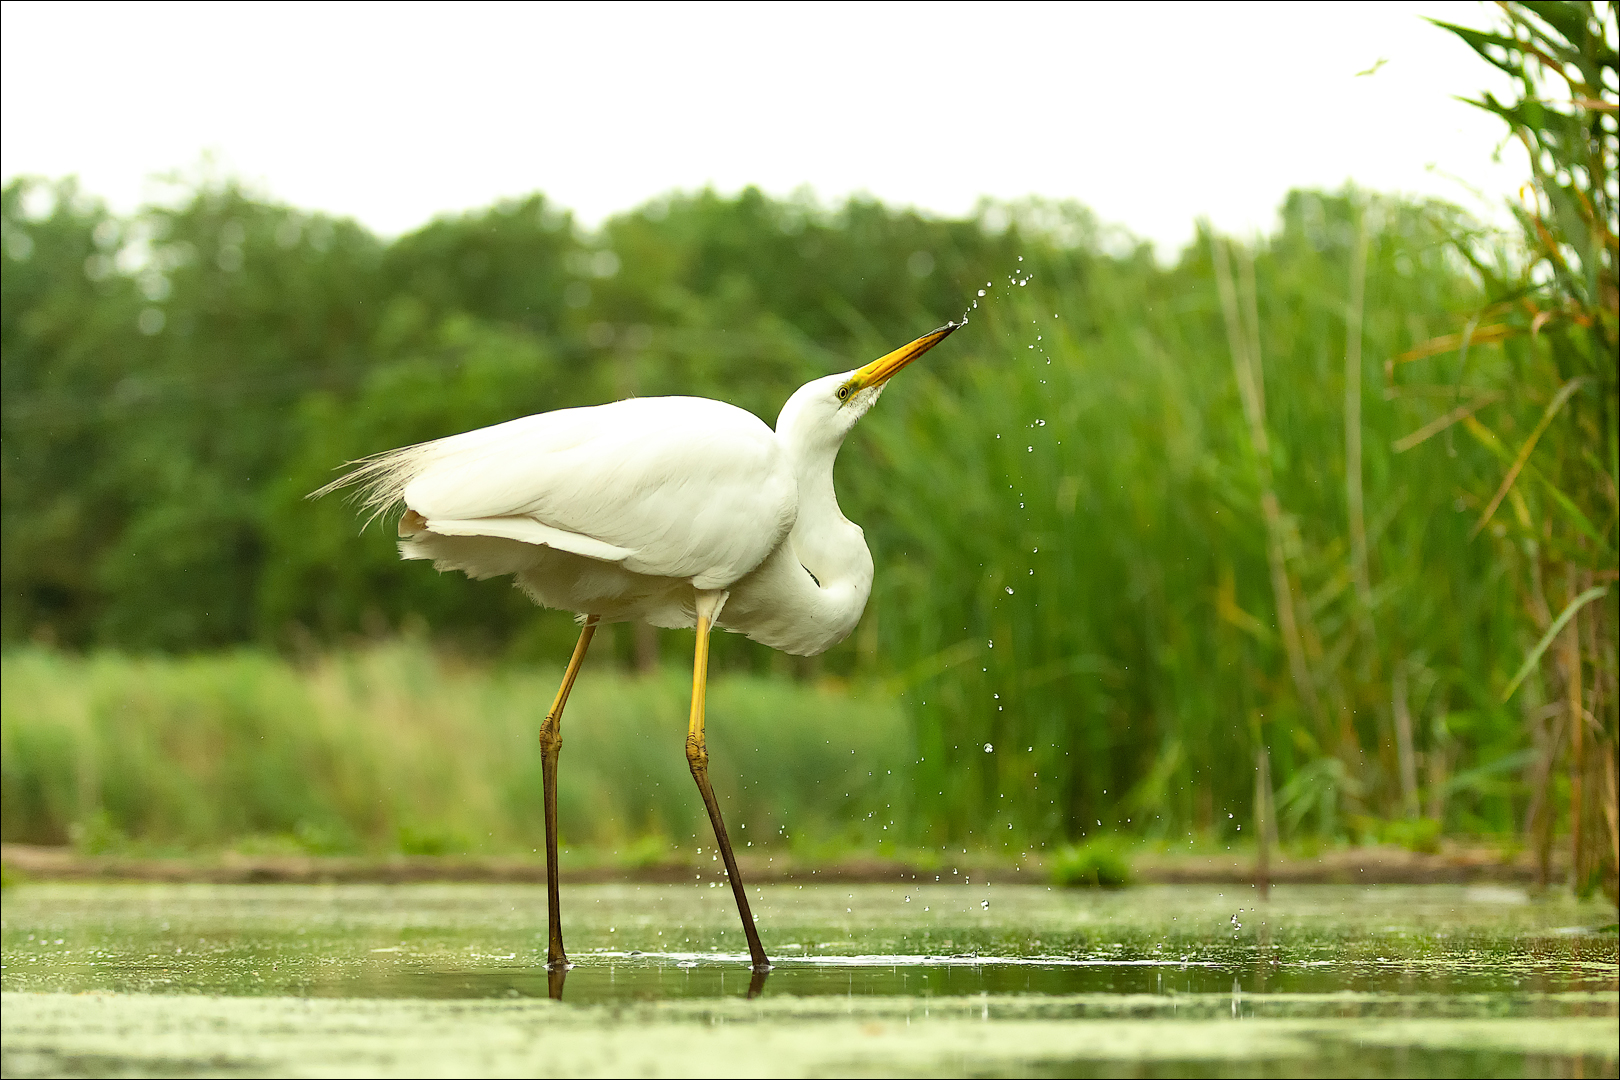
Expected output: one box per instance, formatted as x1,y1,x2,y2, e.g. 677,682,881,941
396,396,796,587
318,325,956,657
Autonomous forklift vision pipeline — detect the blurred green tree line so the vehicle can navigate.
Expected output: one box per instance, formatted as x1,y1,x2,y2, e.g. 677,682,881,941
1,181,1027,655
2,3,1614,877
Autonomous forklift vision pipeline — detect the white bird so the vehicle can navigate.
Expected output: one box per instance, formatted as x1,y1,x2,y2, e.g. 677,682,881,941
317,322,958,979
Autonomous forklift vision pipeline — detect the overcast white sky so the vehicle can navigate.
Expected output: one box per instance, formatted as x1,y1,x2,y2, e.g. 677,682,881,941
1,1,1527,255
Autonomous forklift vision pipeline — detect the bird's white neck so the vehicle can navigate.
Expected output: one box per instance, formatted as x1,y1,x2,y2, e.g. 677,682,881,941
718,398,874,656
779,394,875,589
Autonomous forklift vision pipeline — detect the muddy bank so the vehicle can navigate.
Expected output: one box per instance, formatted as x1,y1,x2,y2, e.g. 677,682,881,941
0,842,1559,887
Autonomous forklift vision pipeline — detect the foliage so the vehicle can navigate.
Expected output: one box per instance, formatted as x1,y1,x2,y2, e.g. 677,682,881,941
1429,0,1617,892
839,192,1541,850
2,5,1613,859
0,645,906,854
0,178,1560,851
1048,839,1132,888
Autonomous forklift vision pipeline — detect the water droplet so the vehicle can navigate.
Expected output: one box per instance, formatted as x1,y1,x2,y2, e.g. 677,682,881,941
981,899,991,909
983,743,994,753
1005,586,1014,594
977,289,985,297
904,895,911,902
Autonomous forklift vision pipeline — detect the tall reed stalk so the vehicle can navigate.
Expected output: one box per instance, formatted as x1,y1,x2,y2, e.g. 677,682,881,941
1345,214,1375,633
1212,237,1326,739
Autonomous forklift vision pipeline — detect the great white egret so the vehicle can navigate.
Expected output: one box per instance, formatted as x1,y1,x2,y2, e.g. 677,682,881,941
316,322,959,975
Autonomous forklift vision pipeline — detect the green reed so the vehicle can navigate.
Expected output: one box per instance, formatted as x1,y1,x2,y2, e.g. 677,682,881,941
1423,2,1617,891
843,191,1547,851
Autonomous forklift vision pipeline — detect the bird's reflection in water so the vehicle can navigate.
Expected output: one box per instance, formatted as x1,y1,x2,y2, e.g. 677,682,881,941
546,963,769,1002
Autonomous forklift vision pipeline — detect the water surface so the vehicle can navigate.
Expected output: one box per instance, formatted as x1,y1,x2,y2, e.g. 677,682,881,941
3,882,1615,1077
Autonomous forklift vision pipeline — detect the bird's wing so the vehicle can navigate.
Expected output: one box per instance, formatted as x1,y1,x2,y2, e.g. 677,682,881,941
345,397,798,588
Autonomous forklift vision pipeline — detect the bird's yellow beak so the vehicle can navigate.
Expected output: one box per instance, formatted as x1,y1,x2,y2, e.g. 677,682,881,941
852,322,959,390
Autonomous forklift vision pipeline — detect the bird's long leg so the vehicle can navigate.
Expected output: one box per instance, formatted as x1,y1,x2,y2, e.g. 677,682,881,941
686,592,770,971
539,616,598,970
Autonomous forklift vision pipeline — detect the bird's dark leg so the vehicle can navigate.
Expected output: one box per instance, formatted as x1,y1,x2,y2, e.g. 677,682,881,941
686,595,770,972
539,617,597,971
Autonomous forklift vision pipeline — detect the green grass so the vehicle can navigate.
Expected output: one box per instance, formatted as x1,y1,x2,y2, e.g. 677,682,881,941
0,644,907,856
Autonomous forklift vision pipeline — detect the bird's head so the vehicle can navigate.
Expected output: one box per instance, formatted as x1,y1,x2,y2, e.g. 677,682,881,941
777,323,959,449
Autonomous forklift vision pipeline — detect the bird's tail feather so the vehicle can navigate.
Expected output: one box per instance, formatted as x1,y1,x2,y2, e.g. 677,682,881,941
308,442,437,528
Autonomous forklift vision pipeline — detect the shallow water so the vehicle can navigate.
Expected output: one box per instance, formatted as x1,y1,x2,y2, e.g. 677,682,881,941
2,882,1615,1077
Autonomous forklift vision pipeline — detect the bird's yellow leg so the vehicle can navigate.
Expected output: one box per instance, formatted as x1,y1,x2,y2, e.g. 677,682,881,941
686,595,770,972
539,617,597,971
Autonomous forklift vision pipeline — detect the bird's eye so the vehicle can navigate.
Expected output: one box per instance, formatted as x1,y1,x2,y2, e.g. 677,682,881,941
836,384,852,402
